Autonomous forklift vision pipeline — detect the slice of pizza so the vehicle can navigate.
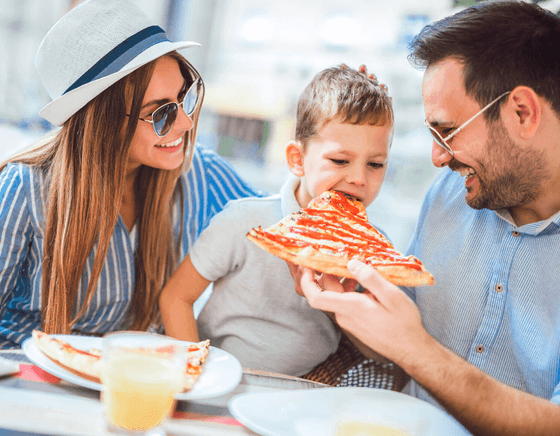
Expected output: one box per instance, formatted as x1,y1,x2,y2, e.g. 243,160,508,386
247,191,434,287
184,339,210,390
31,330,210,391
32,330,102,383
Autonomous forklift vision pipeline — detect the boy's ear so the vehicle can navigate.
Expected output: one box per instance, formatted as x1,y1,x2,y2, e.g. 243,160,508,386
286,140,305,177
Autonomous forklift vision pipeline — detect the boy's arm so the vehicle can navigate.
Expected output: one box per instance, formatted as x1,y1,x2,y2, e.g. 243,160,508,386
159,254,211,342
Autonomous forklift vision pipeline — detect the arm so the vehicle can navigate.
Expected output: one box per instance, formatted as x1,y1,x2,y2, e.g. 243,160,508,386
294,259,560,436
0,164,35,346
159,254,211,342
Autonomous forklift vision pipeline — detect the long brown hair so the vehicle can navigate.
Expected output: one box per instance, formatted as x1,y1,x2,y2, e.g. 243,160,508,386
2,51,202,334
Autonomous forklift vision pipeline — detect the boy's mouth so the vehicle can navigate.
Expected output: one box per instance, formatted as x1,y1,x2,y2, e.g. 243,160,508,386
334,190,361,202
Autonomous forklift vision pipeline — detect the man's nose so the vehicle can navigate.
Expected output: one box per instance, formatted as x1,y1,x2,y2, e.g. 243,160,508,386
431,141,453,168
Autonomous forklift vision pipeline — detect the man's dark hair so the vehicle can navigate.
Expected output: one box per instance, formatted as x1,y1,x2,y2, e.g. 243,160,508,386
408,0,560,120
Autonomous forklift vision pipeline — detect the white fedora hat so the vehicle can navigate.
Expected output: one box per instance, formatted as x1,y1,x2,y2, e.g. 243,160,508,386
35,0,200,126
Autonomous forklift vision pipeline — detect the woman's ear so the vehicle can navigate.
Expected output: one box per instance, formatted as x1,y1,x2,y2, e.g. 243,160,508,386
506,86,541,139
286,140,305,177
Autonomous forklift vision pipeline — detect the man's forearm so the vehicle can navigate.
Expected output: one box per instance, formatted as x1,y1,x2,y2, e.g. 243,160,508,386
401,335,560,436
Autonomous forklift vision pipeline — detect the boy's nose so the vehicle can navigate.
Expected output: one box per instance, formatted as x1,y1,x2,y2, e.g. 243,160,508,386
347,166,366,185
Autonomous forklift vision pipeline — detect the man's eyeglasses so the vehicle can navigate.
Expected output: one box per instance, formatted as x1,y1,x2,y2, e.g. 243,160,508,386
135,77,204,137
424,91,511,156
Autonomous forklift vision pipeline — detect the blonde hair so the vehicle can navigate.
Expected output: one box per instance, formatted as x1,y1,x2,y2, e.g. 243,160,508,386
296,64,393,151
1,51,202,334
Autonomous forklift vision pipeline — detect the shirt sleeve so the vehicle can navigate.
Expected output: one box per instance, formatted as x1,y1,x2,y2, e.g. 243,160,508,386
188,200,247,282
180,146,266,256
0,164,33,318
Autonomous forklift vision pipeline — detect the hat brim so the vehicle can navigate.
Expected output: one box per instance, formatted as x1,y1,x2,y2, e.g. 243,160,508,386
39,40,200,126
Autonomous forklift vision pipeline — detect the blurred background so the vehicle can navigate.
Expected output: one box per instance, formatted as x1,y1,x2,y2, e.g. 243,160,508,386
2,0,559,251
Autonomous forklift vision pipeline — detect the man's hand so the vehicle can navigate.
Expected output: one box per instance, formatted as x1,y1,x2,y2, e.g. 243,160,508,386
286,261,357,296
289,258,430,366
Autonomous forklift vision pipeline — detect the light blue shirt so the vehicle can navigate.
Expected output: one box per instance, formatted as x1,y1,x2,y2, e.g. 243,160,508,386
404,168,560,433
0,146,262,348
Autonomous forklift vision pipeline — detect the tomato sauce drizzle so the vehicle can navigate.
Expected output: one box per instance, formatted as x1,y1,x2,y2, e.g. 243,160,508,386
257,192,423,270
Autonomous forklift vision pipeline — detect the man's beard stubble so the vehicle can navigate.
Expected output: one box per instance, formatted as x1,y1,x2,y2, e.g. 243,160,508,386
448,120,549,211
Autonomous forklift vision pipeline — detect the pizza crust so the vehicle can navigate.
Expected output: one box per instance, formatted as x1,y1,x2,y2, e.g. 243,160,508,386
247,230,434,287
32,330,101,382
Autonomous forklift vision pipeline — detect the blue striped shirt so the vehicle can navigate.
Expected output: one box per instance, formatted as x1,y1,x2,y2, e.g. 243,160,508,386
404,169,560,433
0,146,262,349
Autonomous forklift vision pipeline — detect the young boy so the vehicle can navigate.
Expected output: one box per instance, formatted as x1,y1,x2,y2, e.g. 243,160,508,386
159,64,394,376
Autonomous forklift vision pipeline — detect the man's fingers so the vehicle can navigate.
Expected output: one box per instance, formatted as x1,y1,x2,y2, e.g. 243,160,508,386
286,261,299,279
320,273,346,293
340,277,359,293
300,269,372,314
347,259,404,308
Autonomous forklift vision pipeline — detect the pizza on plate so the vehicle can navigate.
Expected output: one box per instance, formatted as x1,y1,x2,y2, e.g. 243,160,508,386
31,330,210,390
247,191,434,287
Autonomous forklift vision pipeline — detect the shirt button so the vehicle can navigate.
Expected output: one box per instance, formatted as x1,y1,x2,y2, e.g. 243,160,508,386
495,284,503,293
512,231,520,237
476,345,484,353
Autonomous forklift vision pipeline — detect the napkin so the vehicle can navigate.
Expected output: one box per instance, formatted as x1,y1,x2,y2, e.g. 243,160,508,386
0,356,20,377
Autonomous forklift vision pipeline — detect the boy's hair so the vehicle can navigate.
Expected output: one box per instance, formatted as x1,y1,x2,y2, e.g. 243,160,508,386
408,0,560,121
296,64,393,150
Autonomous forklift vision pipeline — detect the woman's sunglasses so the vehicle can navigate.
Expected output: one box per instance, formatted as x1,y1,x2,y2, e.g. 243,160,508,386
136,77,203,137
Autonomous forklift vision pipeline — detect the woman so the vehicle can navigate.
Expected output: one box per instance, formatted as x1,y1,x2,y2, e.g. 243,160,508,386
0,0,261,348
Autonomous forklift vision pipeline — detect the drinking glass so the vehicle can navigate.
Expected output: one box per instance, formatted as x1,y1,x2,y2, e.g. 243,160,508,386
100,332,185,435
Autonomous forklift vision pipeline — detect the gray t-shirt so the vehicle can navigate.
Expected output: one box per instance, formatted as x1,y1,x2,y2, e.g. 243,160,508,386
190,177,341,376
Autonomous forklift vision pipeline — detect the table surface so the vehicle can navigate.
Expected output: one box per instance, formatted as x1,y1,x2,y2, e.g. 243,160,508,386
0,349,328,436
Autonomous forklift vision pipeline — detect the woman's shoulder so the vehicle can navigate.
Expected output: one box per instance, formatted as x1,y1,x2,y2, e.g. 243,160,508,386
0,162,45,191
179,145,263,199
0,162,46,227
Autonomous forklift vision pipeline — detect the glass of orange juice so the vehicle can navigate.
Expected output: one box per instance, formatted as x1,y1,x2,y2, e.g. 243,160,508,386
100,332,185,435
335,420,412,436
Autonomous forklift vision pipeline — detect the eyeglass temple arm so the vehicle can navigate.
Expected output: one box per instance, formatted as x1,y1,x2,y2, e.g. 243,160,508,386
442,92,511,142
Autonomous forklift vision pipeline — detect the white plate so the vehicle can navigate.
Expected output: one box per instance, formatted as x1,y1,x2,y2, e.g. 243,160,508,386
22,334,242,400
228,387,467,436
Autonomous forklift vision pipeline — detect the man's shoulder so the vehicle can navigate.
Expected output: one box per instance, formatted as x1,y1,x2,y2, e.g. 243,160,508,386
422,169,476,215
426,168,465,201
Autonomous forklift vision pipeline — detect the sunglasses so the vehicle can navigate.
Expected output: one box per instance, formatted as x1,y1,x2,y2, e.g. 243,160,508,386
424,91,511,156
135,77,203,137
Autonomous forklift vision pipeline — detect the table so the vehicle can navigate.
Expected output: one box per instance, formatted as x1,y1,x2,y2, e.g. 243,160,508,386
0,349,328,436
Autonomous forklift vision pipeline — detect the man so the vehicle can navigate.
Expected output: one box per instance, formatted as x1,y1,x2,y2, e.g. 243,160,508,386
291,1,560,435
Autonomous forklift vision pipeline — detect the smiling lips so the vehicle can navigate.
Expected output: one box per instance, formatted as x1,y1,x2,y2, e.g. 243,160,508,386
457,167,477,189
155,137,182,151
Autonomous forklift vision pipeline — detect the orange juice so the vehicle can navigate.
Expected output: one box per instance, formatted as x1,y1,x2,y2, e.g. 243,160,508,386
335,420,410,436
100,353,184,431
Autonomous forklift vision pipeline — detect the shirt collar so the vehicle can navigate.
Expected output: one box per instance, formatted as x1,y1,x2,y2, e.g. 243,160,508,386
280,175,303,217
495,208,560,234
